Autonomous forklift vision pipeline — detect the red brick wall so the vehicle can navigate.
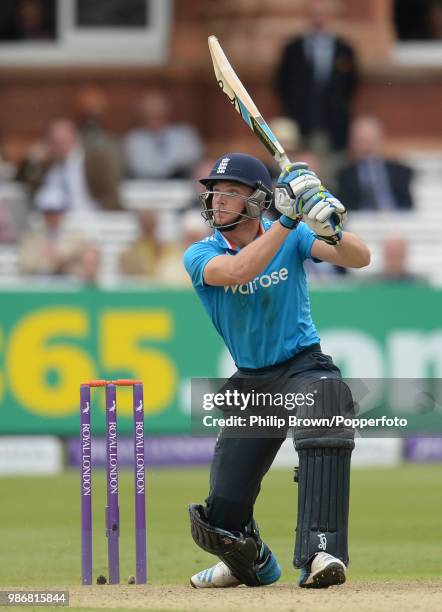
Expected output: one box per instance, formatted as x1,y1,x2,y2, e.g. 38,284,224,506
1,0,441,163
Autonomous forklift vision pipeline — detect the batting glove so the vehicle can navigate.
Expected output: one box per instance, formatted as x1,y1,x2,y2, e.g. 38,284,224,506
302,190,347,245
274,162,322,229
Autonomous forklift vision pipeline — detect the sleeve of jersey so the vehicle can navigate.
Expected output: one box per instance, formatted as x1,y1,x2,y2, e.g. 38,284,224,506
295,221,317,261
183,240,223,288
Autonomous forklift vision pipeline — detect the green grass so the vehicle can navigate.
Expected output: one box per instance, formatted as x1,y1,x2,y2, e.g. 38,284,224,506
0,465,440,587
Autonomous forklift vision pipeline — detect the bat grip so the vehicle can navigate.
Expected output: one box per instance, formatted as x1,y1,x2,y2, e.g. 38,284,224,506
279,157,310,172
290,161,310,171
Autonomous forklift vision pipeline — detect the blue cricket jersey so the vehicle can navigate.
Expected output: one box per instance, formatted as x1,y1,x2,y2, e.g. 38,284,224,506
183,218,320,369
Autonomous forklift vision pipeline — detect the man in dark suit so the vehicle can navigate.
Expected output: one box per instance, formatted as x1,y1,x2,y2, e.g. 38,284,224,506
276,0,358,154
337,116,414,211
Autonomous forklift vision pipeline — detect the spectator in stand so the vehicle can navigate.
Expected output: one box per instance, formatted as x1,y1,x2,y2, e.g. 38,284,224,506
16,139,50,196
118,210,164,278
394,0,442,41
429,0,442,39
267,116,322,178
74,87,123,168
375,237,424,283
181,156,218,212
18,186,98,279
118,209,209,284
276,0,358,177
0,0,55,41
337,116,414,211
0,201,17,243
23,118,122,211
34,119,98,212
180,210,211,250
74,88,124,209
76,243,102,286
0,138,16,181
124,89,203,179
75,87,112,146
157,210,210,286
267,116,302,181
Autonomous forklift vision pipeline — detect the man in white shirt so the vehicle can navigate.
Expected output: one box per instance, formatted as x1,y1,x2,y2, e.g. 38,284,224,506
35,119,99,212
124,89,203,180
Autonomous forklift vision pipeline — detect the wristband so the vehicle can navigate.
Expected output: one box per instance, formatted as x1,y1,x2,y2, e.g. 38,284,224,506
279,215,299,230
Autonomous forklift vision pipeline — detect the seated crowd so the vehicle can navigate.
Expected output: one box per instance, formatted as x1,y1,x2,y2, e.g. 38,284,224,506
0,86,417,286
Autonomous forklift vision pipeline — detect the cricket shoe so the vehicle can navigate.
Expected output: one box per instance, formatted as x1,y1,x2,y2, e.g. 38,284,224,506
190,547,281,588
190,561,241,588
298,552,346,588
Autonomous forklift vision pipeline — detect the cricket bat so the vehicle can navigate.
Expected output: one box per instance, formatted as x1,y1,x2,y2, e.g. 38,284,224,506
208,35,291,171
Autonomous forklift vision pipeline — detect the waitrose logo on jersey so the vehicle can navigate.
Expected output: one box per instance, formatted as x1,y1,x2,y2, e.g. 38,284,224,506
224,267,289,295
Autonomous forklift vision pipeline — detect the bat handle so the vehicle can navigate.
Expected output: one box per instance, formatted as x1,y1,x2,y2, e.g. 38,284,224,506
279,154,291,170
279,157,311,172
292,161,310,170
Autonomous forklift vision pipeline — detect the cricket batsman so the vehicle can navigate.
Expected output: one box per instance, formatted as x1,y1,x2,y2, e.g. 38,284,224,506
183,153,370,588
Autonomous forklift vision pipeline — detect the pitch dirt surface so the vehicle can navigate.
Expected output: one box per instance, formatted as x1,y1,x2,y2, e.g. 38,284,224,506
64,581,442,612
2,467,441,611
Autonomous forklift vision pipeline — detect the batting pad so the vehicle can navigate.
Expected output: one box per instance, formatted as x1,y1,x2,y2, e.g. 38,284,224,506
294,445,353,567
293,378,355,568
